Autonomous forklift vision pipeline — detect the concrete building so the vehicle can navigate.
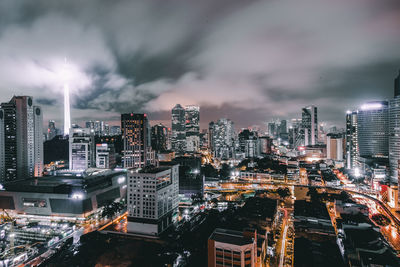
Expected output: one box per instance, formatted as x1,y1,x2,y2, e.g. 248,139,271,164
302,105,318,146
96,143,116,169
357,101,389,159
151,124,168,152
69,128,95,171
208,228,257,267
238,129,260,158
210,118,236,159
0,169,127,218
326,133,343,161
127,165,179,236
0,96,43,182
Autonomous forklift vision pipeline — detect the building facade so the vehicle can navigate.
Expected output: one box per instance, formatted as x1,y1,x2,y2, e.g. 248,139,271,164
301,105,318,146
185,105,200,152
127,165,179,236
69,128,95,171
210,118,236,159
0,96,43,182
171,104,186,154
357,101,389,158
326,133,343,161
346,110,359,169
121,113,155,169
96,143,116,169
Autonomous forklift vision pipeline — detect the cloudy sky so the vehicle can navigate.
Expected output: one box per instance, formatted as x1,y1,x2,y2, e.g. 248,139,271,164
0,0,399,130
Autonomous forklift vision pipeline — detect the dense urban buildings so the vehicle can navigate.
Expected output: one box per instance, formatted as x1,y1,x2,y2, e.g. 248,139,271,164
171,104,186,154
96,143,116,169
0,96,43,182
151,123,168,152
127,165,179,236
326,133,343,161
209,118,236,159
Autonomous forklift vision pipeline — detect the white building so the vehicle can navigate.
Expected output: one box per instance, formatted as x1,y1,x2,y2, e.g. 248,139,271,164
127,165,179,236
69,128,95,171
96,143,116,169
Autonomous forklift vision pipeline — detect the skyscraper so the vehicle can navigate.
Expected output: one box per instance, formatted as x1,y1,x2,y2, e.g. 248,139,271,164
47,120,57,140
346,110,359,169
0,96,43,181
121,113,156,168
357,101,389,158
151,124,168,152
210,118,236,159
185,105,200,152
171,104,186,153
301,105,318,146
389,71,400,182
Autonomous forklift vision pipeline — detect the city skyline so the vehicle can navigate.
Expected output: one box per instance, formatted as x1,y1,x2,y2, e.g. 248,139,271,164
0,0,399,129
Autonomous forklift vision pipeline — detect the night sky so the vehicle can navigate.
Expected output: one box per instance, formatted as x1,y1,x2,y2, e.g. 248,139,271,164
0,0,399,129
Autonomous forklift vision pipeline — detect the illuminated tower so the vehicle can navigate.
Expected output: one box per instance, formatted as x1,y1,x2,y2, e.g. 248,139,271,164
63,58,71,136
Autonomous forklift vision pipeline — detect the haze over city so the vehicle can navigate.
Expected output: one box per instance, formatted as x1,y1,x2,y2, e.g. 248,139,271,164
1,0,400,128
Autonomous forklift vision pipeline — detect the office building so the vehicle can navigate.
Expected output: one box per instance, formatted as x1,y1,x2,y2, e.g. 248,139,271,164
110,125,121,136
0,169,127,218
127,165,179,236
238,129,260,158
171,104,186,153
357,101,389,158
121,113,156,169
69,128,95,171
208,228,257,267
346,110,359,169
151,124,168,152
326,133,343,161
259,136,272,155
389,71,400,181
185,105,200,152
96,143,116,169
210,118,236,159
0,96,43,182
302,105,318,146
289,118,302,148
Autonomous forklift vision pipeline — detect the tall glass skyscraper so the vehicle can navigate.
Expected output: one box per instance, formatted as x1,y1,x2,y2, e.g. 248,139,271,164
185,105,200,152
171,104,186,154
301,105,318,146
357,101,389,158
389,71,400,182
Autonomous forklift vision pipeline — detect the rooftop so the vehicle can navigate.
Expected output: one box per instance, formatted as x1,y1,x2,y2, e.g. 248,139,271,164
209,228,254,246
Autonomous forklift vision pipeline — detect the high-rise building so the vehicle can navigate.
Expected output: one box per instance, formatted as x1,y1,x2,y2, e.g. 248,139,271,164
121,113,156,169
185,105,200,152
151,124,168,152
96,143,116,169
171,104,186,154
267,122,276,138
0,96,43,182
326,133,343,161
389,71,400,181
69,128,95,170
280,120,287,135
357,101,389,158
346,110,359,169
238,129,260,158
127,165,179,236
301,105,318,146
289,118,302,148
110,125,121,136
210,118,236,159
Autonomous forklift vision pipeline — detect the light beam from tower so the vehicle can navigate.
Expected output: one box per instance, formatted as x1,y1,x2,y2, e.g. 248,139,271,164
63,58,71,136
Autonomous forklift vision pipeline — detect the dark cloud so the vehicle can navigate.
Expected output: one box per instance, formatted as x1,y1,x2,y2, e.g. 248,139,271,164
0,0,399,130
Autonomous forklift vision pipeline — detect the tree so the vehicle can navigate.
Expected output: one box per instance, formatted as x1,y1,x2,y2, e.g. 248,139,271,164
219,163,232,179
201,164,218,178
